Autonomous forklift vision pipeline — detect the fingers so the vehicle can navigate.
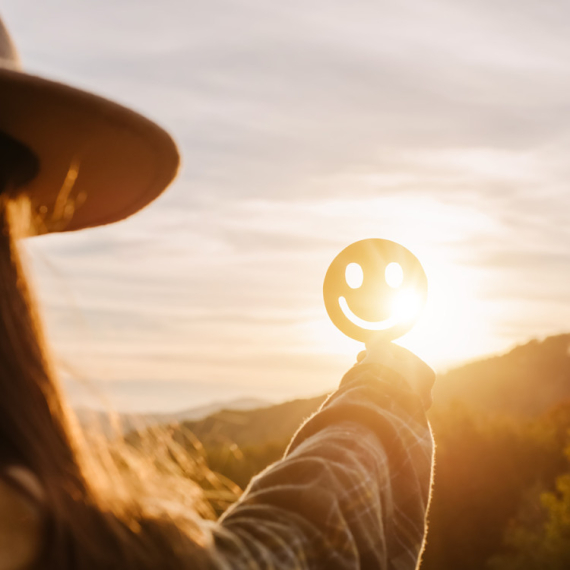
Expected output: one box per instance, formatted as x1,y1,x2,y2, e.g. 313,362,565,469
387,343,435,387
359,336,436,410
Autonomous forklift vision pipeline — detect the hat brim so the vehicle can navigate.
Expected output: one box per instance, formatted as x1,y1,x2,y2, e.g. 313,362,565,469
0,67,180,235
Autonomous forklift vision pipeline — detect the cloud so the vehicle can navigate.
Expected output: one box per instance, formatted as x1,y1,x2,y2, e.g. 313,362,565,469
3,0,570,409
9,0,570,205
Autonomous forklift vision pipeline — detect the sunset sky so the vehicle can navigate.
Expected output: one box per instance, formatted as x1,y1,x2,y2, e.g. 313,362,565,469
3,0,570,411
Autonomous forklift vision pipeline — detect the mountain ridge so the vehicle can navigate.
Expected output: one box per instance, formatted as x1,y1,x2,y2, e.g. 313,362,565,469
76,397,270,438
172,334,570,448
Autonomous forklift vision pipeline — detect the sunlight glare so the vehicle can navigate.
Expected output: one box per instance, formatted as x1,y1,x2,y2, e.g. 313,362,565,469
391,289,422,323
291,195,508,371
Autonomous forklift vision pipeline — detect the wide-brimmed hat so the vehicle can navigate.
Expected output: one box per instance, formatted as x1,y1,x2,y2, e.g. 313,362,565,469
0,16,180,235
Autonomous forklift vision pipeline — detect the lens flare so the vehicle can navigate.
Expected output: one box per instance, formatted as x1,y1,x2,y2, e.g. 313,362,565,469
391,289,422,323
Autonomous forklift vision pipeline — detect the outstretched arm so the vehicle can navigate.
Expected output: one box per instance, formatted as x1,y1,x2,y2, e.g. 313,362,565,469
210,343,435,570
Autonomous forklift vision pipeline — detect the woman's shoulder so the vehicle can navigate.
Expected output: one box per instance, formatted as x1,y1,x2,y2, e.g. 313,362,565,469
0,467,44,570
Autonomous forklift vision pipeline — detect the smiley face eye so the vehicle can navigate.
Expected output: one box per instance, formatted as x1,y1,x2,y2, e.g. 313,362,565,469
385,262,403,288
345,262,364,289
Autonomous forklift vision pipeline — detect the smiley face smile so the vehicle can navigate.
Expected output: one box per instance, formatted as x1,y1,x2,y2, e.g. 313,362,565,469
338,296,400,331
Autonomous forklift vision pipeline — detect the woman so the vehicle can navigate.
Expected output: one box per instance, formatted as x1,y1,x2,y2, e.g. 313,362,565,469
0,14,435,570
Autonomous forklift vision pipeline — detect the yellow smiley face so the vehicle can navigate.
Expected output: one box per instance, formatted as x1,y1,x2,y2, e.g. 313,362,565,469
323,239,428,342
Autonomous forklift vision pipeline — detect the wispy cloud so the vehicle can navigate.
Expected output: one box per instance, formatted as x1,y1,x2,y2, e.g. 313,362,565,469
3,0,570,410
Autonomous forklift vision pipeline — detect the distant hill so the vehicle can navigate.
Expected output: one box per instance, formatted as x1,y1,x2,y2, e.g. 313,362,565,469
161,334,570,449
433,333,570,417
75,397,270,438
180,395,328,448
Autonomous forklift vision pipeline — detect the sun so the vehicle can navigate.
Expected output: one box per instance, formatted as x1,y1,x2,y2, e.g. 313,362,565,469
390,289,423,324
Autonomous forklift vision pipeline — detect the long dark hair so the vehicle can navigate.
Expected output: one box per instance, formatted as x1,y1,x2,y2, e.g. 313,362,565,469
0,133,228,568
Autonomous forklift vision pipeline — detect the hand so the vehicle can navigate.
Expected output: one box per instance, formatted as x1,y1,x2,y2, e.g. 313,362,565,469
357,336,436,410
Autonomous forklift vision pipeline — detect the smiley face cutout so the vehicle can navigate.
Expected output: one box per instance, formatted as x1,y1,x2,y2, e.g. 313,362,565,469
323,239,428,342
